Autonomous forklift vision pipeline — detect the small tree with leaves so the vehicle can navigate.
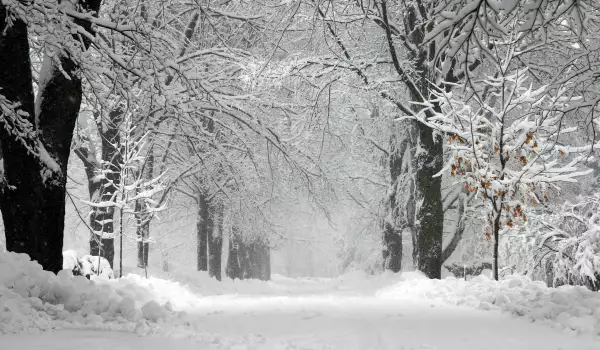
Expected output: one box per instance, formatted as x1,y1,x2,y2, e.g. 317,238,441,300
418,68,591,280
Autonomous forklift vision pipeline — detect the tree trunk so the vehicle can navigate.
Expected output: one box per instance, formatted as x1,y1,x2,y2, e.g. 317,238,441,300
208,204,223,280
384,115,417,273
225,231,270,281
0,1,101,273
441,193,467,263
239,239,252,279
382,221,402,272
402,4,444,279
413,122,444,279
137,237,150,268
90,236,115,268
135,150,154,268
196,193,209,271
0,5,46,269
492,207,502,281
226,227,242,279
87,173,116,268
75,107,123,269
266,247,271,280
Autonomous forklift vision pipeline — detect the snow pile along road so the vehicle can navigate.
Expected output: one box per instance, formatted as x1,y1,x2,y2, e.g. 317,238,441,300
3,248,600,347
0,251,180,334
377,272,600,335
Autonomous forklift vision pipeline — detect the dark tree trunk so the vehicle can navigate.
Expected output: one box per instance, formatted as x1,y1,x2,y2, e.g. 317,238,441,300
402,4,444,279
0,0,101,273
196,193,209,271
226,228,242,279
196,214,208,271
492,207,502,281
413,122,444,279
0,5,46,269
208,232,222,280
208,204,223,280
137,241,149,268
136,238,149,266
364,1,445,278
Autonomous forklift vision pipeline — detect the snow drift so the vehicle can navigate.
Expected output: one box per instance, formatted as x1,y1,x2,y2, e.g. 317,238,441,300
377,273,600,334
2,250,600,338
0,251,175,334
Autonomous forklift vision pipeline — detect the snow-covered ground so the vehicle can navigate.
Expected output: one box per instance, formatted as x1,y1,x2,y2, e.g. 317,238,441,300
1,251,599,349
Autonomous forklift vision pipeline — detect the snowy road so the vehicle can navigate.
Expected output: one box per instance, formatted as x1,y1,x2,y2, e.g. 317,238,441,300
4,291,598,350
2,253,599,350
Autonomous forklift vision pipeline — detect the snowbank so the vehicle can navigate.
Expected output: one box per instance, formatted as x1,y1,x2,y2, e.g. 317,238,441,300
4,249,600,339
377,273,600,335
0,251,176,334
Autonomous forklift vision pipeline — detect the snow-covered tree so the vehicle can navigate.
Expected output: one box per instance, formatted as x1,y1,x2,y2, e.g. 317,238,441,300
84,114,166,277
408,0,600,279
502,192,600,290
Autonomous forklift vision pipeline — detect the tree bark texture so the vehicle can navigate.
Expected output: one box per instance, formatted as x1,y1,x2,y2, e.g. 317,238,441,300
369,0,445,278
413,122,444,279
402,4,444,279
0,5,46,269
0,1,101,273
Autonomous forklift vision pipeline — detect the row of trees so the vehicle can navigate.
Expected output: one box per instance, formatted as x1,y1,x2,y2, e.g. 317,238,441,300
0,0,308,278
281,0,600,284
1,0,599,288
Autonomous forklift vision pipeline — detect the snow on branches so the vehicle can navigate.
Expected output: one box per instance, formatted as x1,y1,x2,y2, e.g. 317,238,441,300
417,67,592,279
83,113,166,238
502,194,600,290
